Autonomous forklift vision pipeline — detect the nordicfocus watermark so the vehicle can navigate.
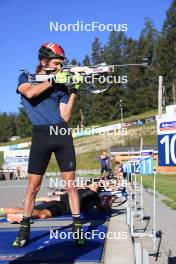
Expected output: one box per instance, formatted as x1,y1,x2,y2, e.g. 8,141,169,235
50,229,128,240
50,21,128,32
49,177,128,189
49,125,128,137
75,74,127,85
55,74,128,86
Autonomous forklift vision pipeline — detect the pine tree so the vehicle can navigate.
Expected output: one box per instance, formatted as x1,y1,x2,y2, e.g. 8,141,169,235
0,113,17,142
91,37,103,64
0,113,10,142
82,55,91,66
155,0,176,104
70,58,78,65
16,107,32,138
125,19,159,115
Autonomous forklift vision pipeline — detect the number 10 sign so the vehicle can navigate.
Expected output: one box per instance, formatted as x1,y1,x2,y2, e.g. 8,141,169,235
157,118,176,166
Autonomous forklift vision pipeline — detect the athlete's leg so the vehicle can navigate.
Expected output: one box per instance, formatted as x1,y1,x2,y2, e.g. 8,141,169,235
7,209,52,223
36,195,61,203
12,174,43,248
54,125,85,245
54,130,80,215
62,171,80,214
23,125,52,217
1,207,23,215
62,171,85,245
12,120,52,248
23,174,43,217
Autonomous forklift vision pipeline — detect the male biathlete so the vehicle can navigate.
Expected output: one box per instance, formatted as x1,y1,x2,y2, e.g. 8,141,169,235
1,182,114,223
99,151,113,179
13,42,84,247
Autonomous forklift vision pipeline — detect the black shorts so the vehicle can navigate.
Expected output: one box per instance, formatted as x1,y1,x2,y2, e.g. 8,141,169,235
34,201,68,217
28,123,76,175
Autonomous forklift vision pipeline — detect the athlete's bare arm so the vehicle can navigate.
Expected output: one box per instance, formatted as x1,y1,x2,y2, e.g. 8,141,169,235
60,93,77,123
18,81,52,99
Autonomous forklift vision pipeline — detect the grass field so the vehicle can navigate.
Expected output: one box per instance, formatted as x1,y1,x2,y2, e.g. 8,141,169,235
137,174,176,210
124,122,157,146
46,150,100,172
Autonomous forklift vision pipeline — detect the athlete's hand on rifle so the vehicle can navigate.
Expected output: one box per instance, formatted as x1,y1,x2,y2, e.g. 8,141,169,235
48,71,83,89
48,71,70,85
71,73,83,89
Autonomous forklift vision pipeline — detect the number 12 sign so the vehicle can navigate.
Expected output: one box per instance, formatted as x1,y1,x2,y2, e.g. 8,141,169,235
157,118,176,166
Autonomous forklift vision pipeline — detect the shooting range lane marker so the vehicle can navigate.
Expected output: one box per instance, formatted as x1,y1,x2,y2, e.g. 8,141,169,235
124,152,156,258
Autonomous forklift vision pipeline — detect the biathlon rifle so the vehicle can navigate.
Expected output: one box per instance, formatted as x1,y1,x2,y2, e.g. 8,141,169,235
22,56,152,94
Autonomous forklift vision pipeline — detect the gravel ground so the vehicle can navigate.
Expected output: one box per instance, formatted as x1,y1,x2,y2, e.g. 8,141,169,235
0,178,49,207
132,182,176,264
